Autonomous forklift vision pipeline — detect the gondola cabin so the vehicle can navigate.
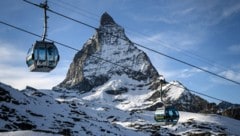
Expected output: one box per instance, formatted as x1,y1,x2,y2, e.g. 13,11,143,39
154,106,179,125
26,41,59,72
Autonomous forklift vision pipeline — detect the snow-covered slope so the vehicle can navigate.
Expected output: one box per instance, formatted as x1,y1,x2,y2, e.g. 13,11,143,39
0,131,61,136
1,82,240,136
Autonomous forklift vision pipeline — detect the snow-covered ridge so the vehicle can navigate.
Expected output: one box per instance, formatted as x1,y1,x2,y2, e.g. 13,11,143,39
1,82,240,135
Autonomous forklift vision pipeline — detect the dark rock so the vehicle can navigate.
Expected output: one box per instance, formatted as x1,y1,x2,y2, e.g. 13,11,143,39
105,87,128,95
58,37,100,92
0,86,11,102
13,122,36,130
221,107,240,120
145,102,164,111
218,101,240,110
216,101,240,120
59,128,72,136
26,86,38,91
26,110,45,117
100,12,116,26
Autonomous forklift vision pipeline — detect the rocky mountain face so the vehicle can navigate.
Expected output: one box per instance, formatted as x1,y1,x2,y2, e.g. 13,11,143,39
56,12,238,116
56,12,206,113
218,101,240,120
58,12,159,92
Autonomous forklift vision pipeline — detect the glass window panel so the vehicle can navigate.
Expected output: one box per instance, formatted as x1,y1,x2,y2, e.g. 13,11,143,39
26,59,33,67
168,110,173,116
47,46,54,61
55,49,59,60
155,109,164,115
38,48,46,60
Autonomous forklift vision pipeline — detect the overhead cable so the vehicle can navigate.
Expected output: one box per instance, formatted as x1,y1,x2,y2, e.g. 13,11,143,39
22,0,240,86
52,1,231,73
169,83,228,103
0,20,143,77
0,20,232,104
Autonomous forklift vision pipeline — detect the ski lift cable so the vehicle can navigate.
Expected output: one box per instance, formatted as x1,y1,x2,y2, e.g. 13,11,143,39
22,0,240,87
126,30,231,72
167,83,228,103
0,20,232,104
49,0,231,73
23,0,97,30
50,0,99,20
48,0,99,22
0,20,143,76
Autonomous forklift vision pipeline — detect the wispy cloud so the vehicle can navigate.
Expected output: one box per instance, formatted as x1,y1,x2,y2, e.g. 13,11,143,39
178,68,203,78
129,31,202,54
157,31,202,50
0,42,25,63
49,24,72,36
220,63,240,83
220,70,240,82
223,3,240,17
0,63,65,90
232,64,240,70
228,44,240,54
210,63,240,85
179,8,195,15
161,68,202,80
129,1,240,26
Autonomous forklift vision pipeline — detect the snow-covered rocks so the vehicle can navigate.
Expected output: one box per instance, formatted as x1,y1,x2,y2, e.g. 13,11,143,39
1,82,240,135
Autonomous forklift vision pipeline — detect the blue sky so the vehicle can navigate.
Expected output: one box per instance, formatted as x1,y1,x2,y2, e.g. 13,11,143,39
0,0,240,104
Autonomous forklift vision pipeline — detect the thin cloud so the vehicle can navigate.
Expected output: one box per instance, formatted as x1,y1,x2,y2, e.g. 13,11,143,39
154,60,204,81
220,70,240,82
219,63,240,83
48,23,73,36
228,44,240,54
179,8,195,15
0,41,26,63
129,31,202,54
129,1,239,27
223,3,240,17
232,64,240,70
0,63,66,90
178,68,202,78
210,65,240,85
159,31,201,50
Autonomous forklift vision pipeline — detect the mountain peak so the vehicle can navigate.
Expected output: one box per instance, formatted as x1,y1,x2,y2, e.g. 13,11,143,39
100,12,116,26
57,12,159,92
